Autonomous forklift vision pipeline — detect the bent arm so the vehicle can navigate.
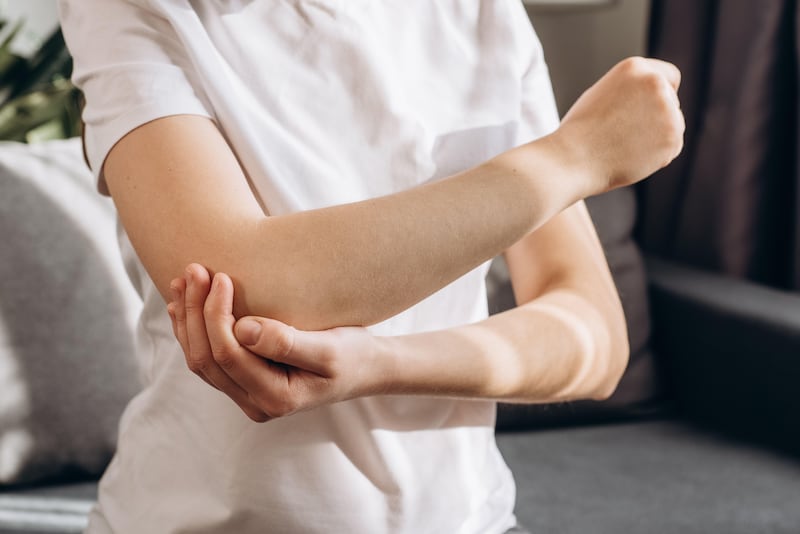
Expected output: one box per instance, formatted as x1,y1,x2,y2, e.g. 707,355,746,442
107,57,682,332
162,201,627,418
105,114,586,330
376,201,629,402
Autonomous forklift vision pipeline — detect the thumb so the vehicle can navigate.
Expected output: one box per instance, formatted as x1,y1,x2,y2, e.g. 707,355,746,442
234,317,332,375
235,316,295,358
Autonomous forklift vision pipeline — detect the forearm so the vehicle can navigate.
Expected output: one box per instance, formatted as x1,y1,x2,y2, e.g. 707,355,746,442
232,135,586,328
112,53,686,332
108,117,589,330
376,287,629,403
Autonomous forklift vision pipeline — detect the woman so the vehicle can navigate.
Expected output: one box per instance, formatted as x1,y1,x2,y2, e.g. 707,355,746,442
60,0,683,532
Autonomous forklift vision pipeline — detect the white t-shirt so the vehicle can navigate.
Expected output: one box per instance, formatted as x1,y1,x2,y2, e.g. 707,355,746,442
59,1,559,532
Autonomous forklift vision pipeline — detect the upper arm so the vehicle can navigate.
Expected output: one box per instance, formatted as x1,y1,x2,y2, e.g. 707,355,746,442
61,0,264,302
104,115,265,302
505,11,618,310
503,201,619,308
503,8,608,302
60,0,212,193
504,200,629,378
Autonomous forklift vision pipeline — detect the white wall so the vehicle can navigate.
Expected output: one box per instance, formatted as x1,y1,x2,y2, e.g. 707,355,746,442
525,0,652,115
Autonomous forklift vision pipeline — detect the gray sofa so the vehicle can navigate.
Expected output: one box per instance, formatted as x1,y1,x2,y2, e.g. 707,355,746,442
1,139,799,533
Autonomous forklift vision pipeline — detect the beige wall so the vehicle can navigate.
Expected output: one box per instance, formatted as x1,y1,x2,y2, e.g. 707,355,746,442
525,0,652,115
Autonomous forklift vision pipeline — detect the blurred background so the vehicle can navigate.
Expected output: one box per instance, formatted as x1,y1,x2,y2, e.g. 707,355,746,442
0,0,79,143
0,0,652,143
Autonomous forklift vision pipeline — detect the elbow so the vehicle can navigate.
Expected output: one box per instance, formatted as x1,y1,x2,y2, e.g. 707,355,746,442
590,336,629,401
589,301,630,401
230,271,385,330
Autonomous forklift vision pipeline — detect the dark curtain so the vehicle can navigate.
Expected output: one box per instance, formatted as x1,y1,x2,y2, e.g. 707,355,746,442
638,0,800,291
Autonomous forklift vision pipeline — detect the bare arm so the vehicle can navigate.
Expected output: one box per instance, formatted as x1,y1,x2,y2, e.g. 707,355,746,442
160,57,681,418
106,117,582,330
106,57,683,331
377,201,628,403
165,201,628,421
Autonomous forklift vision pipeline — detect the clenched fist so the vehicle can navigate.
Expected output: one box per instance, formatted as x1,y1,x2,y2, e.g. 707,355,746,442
556,56,685,195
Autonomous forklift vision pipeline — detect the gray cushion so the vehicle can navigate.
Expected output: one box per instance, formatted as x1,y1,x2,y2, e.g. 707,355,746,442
0,139,141,485
498,419,800,533
493,188,664,429
647,257,800,454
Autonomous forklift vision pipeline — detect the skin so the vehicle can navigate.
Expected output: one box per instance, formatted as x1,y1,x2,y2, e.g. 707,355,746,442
106,57,684,422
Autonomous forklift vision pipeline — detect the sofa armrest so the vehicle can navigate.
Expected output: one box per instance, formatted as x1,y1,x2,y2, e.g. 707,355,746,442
646,257,800,455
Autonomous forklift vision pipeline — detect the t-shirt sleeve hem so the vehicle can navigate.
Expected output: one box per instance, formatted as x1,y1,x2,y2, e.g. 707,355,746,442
85,100,212,196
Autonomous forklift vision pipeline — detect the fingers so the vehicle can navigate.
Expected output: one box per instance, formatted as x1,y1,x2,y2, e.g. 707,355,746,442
647,58,681,91
201,275,293,393
168,277,189,355
168,276,218,390
630,57,685,162
183,264,215,376
167,265,346,421
645,59,685,160
202,273,314,418
178,264,269,422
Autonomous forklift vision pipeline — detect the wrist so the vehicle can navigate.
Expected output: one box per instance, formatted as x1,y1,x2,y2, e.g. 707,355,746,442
362,334,402,397
480,132,594,231
538,127,603,200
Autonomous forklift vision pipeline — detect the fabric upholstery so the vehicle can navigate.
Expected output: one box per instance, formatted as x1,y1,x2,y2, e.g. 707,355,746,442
0,139,141,485
647,257,800,455
497,419,800,534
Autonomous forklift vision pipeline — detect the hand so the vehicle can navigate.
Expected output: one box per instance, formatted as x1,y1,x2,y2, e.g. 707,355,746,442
166,264,384,422
555,56,685,194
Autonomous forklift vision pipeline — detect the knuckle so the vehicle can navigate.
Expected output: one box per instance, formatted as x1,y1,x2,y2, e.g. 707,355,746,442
271,328,295,358
640,71,663,91
259,395,298,419
185,301,204,315
250,392,277,417
620,56,647,74
316,345,339,375
660,116,683,146
211,347,236,370
248,411,270,423
280,396,301,416
203,297,227,319
187,356,210,375
670,126,684,145
671,133,685,159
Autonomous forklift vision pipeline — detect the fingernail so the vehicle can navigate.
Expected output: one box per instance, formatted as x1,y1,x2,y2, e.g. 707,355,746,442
236,319,261,346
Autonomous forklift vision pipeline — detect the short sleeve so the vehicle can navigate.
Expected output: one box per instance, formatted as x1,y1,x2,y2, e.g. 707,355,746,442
58,0,212,194
509,6,561,144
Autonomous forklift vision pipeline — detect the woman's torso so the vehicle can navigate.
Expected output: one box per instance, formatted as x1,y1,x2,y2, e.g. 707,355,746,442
63,1,552,531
